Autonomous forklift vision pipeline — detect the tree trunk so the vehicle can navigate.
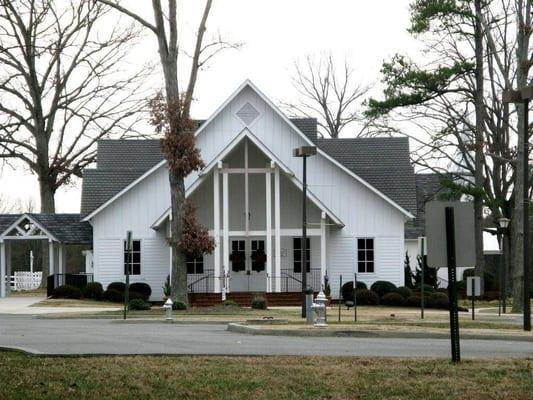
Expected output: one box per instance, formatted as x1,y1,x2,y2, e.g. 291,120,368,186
38,174,55,288
169,171,188,304
473,0,485,292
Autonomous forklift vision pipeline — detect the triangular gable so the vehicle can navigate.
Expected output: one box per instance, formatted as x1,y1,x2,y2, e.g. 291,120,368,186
0,214,58,241
84,80,414,221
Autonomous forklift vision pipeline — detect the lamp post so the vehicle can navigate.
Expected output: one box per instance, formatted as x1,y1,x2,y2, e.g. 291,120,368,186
293,145,317,318
498,217,510,315
503,88,531,331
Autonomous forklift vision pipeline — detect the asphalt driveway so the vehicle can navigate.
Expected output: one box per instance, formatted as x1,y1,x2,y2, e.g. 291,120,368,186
0,315,532,358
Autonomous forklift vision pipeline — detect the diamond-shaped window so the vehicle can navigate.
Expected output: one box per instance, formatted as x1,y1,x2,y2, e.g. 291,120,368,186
236,102,260,126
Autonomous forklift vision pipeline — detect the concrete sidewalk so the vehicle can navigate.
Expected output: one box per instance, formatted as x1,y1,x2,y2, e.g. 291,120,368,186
0,296,120,315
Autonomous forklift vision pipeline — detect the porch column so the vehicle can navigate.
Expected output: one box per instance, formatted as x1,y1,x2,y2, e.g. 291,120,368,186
5,241,11,295
48,240,55,276
320,212,327,289
213,165,221,293
58,243,64,274
0,240,5,298
274,164,281,292
222,166,230,292
265,166,272,292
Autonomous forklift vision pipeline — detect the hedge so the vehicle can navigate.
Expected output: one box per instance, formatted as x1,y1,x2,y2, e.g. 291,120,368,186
102,289,124,303
107,282,126,293
129,282,152,301
370,281,397,298
381,292,405,306
52,285,81,299
82,282,103,300
355,289,379,306
129,299,151,311
394,286,413,299
251,295,268,310
341,281,368,302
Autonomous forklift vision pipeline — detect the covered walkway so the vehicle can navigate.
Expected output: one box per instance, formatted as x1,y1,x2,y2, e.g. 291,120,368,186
0,214,92,297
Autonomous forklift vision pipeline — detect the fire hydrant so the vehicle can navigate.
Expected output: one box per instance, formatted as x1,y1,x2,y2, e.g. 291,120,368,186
163,298,173,321
311,290,328,328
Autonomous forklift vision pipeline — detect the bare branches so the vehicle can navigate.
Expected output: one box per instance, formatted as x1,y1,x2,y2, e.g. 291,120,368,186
282,54,370,138
0,0,151,211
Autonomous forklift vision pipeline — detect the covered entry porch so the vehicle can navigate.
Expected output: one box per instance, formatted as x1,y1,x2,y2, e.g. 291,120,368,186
154,133,343,296
0,213,93,297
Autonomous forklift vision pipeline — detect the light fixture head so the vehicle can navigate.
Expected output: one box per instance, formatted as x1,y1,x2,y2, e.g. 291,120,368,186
502,90,522,104
293,146,317,157
498,217,510,229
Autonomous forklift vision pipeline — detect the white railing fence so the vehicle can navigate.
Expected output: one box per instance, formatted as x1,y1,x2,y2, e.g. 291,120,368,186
10,271,42,291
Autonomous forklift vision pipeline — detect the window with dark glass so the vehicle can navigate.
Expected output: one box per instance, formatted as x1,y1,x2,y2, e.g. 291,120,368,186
357,238,374,273
186,254,204,274
230,240,246,272
251,240,266,272
123,240,141,275
293,237,310,273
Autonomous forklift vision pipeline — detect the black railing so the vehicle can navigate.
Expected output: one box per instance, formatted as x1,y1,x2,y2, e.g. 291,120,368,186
47,273,94,297
272,268,322,293
187,269,214,293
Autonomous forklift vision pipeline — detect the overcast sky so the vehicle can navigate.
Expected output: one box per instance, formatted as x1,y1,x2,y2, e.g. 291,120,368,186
0,0,420,213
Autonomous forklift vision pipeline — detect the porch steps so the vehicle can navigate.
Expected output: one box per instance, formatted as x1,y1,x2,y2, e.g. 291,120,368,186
189,292,304,307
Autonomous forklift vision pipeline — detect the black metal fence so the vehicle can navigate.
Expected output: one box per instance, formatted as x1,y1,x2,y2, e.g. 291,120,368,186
187,269,215,293
47,273,94,297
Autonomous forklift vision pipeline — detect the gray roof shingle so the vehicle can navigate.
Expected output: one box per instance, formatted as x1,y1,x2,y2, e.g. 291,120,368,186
0,214,92,244
317,137,417,214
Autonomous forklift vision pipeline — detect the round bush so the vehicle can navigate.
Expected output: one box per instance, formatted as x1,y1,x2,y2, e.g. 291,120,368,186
82,282,103,300
102,289,124,303
341,281,368,302
406,295,421,307
128,291,145,301
129,298,151,311
355,289,380,306
414,283,435,293
381,292,406,306
251,295,268,310
129,282,152,300
107,282,126,293
172,301,187,311
370,281,397,298
52,285,81,299
394,286,413,299
426,292,449,309
222,299,239,307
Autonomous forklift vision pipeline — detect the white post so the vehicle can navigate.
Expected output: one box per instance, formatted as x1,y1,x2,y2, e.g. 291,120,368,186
58,244,64,274
274,164,281,292
223,167,230,293
244,140,249,236
0,241,5,298
30,250,34,273
213,165,221,293
48,240,54,276
6,242,11,295
320,211,327,288
265,168,272,292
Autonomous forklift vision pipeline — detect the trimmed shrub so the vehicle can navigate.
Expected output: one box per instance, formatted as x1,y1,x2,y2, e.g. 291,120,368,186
370,281,397,298
394,286,413,299
413,283,435,294
107,282,126,293
251,295,268,310
341,281,367,302
222,299,239,307
102,289,124,303
129,298,151,311
406,295,421,307
355,289,380,306
128,291,145,301
381,292,406,306
82,282,103,300
52,285,81,299
172,301,187,311
426,292,449,309
129,282,152,301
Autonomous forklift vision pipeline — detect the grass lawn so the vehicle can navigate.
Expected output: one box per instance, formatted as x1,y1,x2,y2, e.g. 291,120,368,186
31,299,120,308
0,352,531,400
9,288,47,297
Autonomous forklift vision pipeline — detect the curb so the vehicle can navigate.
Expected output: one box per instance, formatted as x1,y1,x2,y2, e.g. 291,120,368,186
227,323,533,342
111,319,233,325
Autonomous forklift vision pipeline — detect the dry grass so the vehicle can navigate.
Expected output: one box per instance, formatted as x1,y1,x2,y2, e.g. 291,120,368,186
0,352,532,399
9,288,47,297
31,299,119,308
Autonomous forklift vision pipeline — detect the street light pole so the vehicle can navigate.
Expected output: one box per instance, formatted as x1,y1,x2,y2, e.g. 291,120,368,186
498,217,510,315
293,146,317,318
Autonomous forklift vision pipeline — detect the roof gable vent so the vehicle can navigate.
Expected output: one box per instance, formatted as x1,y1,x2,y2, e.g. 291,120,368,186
236,102,260,126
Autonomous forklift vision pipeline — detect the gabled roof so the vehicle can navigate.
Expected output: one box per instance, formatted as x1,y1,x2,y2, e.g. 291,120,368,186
0,214,92,244
317,138,417,215
81,80,414,221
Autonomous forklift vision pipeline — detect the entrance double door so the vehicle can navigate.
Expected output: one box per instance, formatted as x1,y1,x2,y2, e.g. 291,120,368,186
229,238,267,292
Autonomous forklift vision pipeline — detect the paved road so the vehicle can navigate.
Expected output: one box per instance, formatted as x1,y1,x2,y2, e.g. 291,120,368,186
0,296,121,315
0,315,532,358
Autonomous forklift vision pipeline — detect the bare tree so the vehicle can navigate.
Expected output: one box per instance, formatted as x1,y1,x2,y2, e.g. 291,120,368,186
0,0,150,213
283,54,370,138
99,0,237,304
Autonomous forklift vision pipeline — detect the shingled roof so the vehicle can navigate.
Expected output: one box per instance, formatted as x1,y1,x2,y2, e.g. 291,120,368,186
0,214,92,244
317,137,417,215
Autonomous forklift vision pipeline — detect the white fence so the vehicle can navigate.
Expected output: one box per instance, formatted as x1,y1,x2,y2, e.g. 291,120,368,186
9,272,42,291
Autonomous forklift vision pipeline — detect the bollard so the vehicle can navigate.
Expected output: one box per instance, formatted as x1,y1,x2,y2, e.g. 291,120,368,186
163,298,173,321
